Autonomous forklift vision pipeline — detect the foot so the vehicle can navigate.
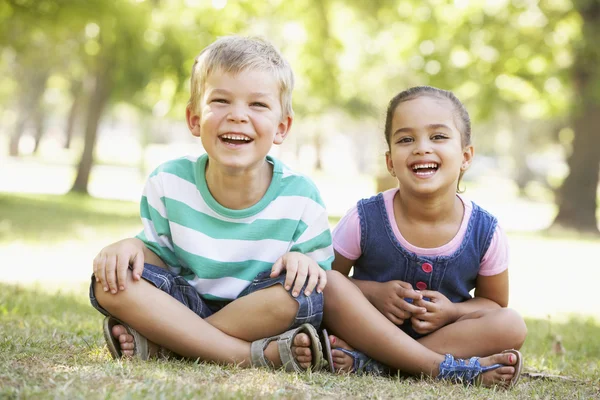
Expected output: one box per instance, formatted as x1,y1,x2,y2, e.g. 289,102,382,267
476,352,518,387
112,324,160,358
262,332,313,369
328,335,355,373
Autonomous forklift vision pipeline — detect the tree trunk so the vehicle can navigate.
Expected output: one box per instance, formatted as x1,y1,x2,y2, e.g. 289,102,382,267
8,70,48,156
64,81,83,150
70,65,112,194
8,114,27,156
552,1,600,234
32,105,45,154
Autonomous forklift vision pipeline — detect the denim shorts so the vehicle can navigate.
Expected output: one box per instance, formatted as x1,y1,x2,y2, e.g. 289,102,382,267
89,263,324,329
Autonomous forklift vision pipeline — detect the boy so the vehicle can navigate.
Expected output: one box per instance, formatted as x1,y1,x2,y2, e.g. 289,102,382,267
90,36,333,371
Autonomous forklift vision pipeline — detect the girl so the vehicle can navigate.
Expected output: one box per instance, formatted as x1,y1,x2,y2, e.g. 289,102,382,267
320,86,527,387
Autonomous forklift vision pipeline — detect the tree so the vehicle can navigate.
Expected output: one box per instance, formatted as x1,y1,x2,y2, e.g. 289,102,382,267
552,0,600,234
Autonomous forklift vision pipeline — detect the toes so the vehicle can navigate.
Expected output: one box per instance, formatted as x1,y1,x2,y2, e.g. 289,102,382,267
112,325,128,338
293,333,310,347
120,341,135,351
293,346,312,358
118,334,134,343
494,366,515,375
329,335,351,350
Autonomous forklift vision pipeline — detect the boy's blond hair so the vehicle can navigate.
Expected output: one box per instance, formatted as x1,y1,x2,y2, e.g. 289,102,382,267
188,36,294,119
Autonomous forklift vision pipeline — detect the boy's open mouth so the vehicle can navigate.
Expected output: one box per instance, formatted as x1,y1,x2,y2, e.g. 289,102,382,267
410,162,439,177
219,133,253,145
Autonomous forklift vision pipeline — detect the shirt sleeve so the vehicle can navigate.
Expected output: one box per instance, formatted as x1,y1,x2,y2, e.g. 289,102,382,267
135,171,181,271
288,187,334,271
332,205,362,261
478,224,509,276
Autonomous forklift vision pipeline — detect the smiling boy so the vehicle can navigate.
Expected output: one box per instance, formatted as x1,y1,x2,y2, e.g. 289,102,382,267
90,36,333,371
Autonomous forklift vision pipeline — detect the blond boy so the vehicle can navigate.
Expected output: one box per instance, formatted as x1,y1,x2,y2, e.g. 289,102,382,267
90,36,333,370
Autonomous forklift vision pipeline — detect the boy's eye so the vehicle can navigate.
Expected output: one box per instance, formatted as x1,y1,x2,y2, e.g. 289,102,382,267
251,102,269,108
211,98,228,104
432,133,448,140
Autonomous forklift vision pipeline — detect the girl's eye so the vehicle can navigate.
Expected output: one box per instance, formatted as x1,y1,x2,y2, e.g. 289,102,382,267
397,137,413,144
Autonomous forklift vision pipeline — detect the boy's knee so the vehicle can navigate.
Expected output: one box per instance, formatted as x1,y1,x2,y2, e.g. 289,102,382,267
261,284,299,322
93,270,136,312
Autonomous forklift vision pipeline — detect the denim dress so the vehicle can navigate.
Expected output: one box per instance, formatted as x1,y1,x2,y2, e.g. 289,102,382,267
353,193,497,339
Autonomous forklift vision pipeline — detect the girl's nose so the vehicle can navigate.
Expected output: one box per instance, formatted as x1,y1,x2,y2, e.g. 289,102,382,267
412,141,432,155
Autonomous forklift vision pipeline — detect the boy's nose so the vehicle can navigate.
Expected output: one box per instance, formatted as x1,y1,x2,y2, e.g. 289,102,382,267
227,105,249,122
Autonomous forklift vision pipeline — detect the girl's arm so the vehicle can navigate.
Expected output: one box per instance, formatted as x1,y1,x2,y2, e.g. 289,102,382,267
332,251,379,300
450,270,508,318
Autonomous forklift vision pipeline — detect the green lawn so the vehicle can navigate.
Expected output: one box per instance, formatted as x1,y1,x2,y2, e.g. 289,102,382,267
1,193,599,399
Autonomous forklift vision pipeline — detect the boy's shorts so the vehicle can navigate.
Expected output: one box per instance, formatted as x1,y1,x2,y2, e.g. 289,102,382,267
89,263,324,329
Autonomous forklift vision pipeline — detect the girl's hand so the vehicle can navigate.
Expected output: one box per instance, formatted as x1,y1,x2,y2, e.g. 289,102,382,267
410,290,458,334
270,252,327,297
369,281,427,325
93,238,145,294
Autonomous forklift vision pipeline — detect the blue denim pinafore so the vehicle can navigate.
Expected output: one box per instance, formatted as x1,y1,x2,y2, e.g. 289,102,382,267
353,193,497,339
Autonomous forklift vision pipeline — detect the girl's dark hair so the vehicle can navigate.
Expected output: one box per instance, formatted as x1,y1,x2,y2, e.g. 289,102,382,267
384,86,471,192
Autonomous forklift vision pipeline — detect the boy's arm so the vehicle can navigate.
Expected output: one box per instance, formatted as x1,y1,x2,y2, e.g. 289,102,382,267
273,188,334,295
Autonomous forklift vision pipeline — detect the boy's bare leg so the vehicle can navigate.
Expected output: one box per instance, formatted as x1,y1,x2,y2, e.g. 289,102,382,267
96,270,313,368
417,308,527,358
323,271,518,385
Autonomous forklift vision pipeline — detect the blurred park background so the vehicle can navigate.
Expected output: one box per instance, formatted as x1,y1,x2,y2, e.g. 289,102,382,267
1,0,600,397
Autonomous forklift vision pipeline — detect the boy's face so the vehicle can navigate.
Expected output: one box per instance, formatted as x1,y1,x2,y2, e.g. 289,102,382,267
186,68,292,173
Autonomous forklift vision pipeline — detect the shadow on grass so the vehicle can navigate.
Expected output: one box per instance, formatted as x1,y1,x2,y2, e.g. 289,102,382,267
2,282,600,399
2,281,599,377
0,193,140,243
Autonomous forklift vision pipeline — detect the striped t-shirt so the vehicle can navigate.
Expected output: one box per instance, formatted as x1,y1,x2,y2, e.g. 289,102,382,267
136,153,334,301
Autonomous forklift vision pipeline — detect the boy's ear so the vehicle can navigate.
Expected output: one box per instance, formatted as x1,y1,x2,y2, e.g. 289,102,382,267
186,105,201,137
461,144,474,171
273,115,293,145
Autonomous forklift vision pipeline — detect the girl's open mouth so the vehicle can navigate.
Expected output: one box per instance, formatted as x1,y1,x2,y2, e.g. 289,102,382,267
410,162,439,177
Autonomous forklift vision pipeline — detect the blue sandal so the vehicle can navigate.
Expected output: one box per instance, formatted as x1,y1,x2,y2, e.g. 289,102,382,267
320,328,392,375
438,349,523,388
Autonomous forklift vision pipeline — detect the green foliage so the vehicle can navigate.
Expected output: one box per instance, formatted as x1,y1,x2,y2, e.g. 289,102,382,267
0,0,586,123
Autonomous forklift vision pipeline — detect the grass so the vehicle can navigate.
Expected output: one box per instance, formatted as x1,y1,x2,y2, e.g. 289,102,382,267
1,192,600,399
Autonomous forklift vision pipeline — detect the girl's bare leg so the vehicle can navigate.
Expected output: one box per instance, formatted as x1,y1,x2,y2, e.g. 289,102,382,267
96,270,313,368
417,308,527,358
323,271,518,384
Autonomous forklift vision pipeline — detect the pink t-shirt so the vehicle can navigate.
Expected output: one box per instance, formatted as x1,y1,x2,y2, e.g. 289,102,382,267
332,189,509,276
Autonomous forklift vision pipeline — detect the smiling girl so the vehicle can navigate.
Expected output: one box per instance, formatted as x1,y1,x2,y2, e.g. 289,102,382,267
320,86,527,388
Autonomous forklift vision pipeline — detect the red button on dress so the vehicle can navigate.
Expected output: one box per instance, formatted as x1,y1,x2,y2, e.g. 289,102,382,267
422,263,433,273
416,281,427,290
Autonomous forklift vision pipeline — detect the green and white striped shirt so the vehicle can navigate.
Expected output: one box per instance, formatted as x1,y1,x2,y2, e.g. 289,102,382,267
136,154,334,301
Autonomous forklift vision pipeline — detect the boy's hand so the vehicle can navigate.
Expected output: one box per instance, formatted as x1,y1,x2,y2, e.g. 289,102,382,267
93,238,145,294
369,281,426,325
410,290,458,334
270,252,327,297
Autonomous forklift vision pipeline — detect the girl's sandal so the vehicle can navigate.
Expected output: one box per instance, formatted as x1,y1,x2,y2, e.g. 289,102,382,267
438,349,523,388
320,328,393,375
102,316,172,360
250,323,324,372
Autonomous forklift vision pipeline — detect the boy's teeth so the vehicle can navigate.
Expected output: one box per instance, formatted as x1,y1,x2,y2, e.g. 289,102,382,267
221,134,250,141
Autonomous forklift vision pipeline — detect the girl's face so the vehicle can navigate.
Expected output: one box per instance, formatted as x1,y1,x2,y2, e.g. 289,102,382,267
386,96,473,197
